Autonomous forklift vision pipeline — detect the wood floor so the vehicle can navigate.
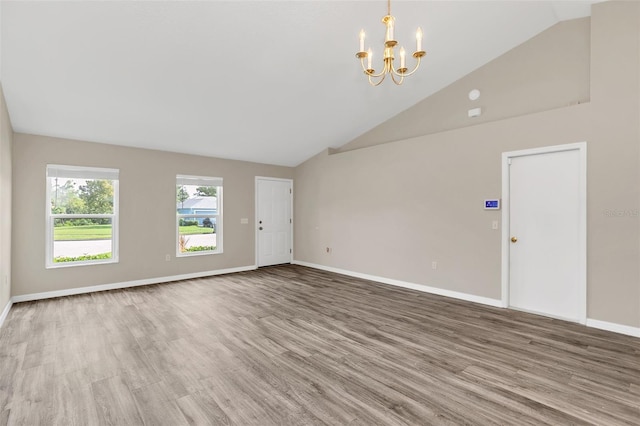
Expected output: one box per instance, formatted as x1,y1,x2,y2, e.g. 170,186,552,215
0,265,638,425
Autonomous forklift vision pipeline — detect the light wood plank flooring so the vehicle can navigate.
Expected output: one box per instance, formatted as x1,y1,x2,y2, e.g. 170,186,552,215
1,265,638,425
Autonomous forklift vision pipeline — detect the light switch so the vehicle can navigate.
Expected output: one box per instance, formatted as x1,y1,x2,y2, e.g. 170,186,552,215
240,218,249,224
492,220,499,230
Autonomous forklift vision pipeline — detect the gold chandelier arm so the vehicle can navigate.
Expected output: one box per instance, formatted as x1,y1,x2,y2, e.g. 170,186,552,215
360,56,388,78
367,68,388,79
358,57,370,73
367,57,391,85
390,71,404,85
368,72,387,86
392,52,425,77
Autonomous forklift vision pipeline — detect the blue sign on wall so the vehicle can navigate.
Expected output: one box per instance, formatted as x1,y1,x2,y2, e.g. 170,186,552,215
484,199,500,210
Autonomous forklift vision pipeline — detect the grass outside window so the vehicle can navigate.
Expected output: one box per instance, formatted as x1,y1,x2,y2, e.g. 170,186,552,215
178,225,215,235
54,224,112,241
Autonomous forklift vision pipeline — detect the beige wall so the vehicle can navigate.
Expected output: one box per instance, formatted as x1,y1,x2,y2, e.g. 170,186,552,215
0,85,12,314
587,1,640,327
294,2,640,328
12,134,292,296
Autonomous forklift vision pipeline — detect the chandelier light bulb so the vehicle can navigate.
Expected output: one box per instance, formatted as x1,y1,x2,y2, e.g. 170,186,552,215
359,29,365,52
367,48,373,70
400,46,406,69
416,27,423,52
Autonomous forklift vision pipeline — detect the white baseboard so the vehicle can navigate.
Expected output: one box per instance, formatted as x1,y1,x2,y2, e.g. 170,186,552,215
586,319,640,338
11,265,257,303
0,299,13,328
509,305,584,325
292,260,503,308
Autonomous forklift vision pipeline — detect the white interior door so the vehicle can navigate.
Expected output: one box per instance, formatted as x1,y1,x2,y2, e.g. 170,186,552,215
257,178,292,267
506,145,586,323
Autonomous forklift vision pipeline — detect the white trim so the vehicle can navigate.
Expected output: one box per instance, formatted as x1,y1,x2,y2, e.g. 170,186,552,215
255,177,294,267
11,265,256,303
176,174,223,187
292,261,503,308
509,305,581,324
500,155,510,308
0,299,13,328
501,142,587,324
586,319,640,338
47,164,119,180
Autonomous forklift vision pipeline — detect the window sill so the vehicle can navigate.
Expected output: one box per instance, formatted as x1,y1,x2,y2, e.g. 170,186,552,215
176,250,223,258
46,259,119,269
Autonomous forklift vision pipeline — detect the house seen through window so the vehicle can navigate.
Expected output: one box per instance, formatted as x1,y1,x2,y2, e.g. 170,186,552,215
46,165,119,267
176,175,223,256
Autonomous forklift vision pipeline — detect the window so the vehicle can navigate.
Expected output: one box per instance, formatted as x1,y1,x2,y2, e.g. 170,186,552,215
176,175,222,256
46,165,119,267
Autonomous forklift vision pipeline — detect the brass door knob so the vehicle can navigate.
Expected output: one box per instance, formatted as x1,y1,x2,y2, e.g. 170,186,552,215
511,236,518,243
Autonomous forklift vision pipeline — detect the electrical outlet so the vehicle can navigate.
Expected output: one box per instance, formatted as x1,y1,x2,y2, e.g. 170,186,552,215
165,254,171,261
432,261,437,270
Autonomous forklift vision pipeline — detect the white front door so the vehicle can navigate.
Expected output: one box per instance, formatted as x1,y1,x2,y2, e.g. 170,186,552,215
257,178,292,267
504,144,586,323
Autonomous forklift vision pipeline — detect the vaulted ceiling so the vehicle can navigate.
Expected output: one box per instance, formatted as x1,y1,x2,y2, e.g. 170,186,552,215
1,1,599,166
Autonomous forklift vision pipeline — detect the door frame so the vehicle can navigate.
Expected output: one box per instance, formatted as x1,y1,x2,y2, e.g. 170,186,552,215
501,142,587,324
255,176,294,267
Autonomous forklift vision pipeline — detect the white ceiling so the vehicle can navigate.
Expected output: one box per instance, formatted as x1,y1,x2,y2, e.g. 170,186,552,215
1,1,598,167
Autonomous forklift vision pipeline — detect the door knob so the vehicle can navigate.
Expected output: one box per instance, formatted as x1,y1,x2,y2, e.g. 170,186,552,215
511,236,518,243
259,227,263,230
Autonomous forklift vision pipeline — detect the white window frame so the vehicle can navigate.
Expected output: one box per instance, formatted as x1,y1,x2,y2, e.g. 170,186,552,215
46,165,119,268
176,174,223,257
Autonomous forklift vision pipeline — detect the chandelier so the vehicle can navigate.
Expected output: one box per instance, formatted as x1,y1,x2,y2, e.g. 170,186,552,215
356,0,425,86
